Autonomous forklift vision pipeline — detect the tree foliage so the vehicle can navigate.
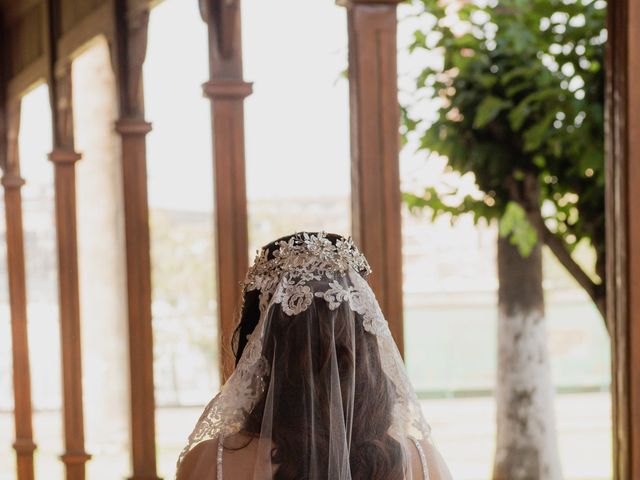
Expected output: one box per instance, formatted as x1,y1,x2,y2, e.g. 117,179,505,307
401,0,607,319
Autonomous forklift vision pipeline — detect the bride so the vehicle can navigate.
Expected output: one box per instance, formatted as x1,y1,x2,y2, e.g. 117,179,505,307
176,232,453,479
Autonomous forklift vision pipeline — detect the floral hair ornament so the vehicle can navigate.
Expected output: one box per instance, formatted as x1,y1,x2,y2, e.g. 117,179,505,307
243,232,373,315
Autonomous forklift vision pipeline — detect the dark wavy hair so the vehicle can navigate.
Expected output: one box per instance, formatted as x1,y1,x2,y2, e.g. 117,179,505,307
232,232,405,480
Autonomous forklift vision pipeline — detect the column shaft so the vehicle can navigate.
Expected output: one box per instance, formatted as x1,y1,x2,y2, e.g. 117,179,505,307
341,0,405,353
1,99,36,480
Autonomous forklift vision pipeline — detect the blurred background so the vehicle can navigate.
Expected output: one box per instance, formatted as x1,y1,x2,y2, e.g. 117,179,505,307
0,0,614,479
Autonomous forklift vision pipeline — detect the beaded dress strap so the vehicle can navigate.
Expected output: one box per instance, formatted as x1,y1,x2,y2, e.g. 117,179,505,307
216,436,224,479
411,437,430,480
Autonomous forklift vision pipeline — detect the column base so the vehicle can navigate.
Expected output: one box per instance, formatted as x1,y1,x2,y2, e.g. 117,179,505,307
13,438,36,454
49,148,82,164
60,451,92,464
1,172,26,188
202,79,253,99
115,118,152,136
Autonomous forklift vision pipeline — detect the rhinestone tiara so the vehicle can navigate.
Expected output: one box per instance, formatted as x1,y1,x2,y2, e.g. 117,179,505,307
243,232,371,298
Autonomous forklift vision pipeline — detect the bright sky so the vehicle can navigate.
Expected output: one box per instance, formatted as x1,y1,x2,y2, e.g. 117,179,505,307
18,85,53,188
144,0,352,211
16,0,465,212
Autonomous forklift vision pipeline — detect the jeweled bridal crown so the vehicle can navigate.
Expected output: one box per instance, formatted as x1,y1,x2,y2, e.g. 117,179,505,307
244,232,371,292
242,232,375,317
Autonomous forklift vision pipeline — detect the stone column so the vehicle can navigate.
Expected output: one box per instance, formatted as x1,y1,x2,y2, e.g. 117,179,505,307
339,0,405,354
200,0,251,380
110,5,161,479
606,0,640,478
48,63,91,480
1,98,36,480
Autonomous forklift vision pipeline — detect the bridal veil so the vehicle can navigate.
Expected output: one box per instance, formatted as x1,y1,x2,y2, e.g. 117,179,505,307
176,232,453,480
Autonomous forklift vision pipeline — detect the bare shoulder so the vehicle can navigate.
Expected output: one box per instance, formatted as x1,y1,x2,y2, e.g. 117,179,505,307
176,433,271,480
176,438,220,480
223,433,274,480
412,437,454,480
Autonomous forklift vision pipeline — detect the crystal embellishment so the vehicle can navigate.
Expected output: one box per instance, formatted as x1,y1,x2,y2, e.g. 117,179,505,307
243,232,375,318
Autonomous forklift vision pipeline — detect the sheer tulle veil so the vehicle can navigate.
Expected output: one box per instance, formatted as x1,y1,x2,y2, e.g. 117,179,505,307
176,232,453,480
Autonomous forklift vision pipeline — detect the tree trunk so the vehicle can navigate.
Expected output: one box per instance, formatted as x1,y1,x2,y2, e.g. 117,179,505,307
492,236,564,480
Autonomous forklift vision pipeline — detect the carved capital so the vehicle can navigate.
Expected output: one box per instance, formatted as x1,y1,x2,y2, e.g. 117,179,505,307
200,0,240,59
125,9,149,114
1,99,22,175
111,5,150,118
0,108,5,174
50,64,76,150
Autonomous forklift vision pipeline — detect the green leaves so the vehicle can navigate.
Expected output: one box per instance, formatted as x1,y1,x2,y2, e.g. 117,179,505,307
499,202,539,257
473,96,513,129
410,30,427,53
508,88,563,131
404,187,499,225
401,0,605,268
523,110,557,151
500,66,539,85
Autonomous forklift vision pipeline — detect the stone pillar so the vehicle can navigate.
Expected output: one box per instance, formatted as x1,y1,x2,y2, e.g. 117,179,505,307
1,98,36,480
339,0,405,354
200,0,251,380
47,63,91,480
606,0,640,478
110,5,161,479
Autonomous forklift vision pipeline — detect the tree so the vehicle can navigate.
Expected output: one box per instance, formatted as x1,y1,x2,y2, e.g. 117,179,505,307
402,0,606,317
400,0,606,478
